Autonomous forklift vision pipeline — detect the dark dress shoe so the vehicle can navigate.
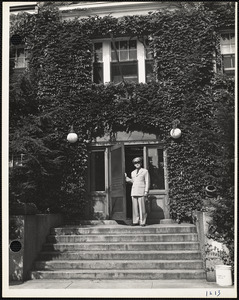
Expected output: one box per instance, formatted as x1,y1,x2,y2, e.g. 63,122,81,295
140,224,146,227
132,223,139,226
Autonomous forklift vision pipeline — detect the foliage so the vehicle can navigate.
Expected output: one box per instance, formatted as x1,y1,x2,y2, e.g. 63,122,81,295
206,195,235,274
9,1,234,233
205,242,234,280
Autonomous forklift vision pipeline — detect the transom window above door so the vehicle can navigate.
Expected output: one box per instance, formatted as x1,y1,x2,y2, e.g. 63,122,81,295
93,39,153,84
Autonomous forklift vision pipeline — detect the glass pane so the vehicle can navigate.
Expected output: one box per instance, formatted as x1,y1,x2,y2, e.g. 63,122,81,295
221,45,231,54
121,62,137,76
111,42,119,61
129,40,137,49
223,56,233,69
224,69,235,76
111,40,137,61
120,41,128,50
111,51,117,61
94,52,102,62
129,49,137,60
94,43,103,62
93,63,103,84
111,64,122,83
90,151,105,191
116,131,157,141
120,50,128,61
221,33,235,54
148,148,165,189
111,62,138,83
111,41,119,49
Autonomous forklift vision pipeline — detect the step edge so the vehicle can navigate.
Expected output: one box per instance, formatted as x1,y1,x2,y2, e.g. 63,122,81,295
30,269,206,273
43,241,201,245
39,250,202,254
35,259,202,263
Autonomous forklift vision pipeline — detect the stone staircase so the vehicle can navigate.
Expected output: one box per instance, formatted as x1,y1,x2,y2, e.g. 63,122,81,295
30,222,206,280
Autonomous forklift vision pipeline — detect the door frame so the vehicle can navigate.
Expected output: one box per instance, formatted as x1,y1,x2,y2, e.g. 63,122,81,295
88,140,169,220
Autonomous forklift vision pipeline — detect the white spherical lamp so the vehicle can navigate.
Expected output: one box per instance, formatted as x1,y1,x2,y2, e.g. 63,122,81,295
67,126,78,143
170,128,182,139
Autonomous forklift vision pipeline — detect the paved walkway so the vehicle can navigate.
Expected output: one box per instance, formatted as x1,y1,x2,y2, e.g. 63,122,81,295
9,278,232,289
6,279,236,298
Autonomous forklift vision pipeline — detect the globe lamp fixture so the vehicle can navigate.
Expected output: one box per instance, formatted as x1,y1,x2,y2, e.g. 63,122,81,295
170,128,182,139
170,119,181,139
67,125,78,143
205,185,217,198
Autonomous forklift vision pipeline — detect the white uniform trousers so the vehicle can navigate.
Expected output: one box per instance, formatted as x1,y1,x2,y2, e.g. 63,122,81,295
132,196,147,225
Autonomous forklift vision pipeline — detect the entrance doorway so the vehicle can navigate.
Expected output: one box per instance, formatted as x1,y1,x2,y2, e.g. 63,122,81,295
89,133,168,222
109,144,166,221
109,144,145,220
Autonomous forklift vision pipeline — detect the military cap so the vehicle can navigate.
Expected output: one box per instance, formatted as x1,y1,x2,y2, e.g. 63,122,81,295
132,157,143,164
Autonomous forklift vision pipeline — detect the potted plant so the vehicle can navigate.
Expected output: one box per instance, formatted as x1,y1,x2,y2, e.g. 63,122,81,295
204,243,233,285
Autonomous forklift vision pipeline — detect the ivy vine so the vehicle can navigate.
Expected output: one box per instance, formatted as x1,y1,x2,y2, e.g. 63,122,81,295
9,2,235,262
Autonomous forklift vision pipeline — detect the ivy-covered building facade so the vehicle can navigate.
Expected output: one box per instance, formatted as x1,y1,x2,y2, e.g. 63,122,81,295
10,1,235,231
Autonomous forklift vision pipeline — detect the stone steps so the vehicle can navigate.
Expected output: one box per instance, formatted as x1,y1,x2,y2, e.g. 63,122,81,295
51,225,197,235
38,250,202,260
42,241,200,251
30,224,205,280
31,269,206,280
35,259,204,270
46,233,198,243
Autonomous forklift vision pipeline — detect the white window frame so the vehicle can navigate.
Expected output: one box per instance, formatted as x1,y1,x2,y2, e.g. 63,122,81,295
220,32,235,74
93,38,147,84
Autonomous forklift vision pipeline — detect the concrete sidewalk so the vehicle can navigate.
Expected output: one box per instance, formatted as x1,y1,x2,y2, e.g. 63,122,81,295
9,279,232,289
6,280,236,299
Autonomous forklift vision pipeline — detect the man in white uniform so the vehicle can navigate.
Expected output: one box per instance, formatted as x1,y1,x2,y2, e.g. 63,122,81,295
125,157,150,226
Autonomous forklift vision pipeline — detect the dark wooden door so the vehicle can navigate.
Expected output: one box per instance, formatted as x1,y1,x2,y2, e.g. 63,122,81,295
109,143,126,220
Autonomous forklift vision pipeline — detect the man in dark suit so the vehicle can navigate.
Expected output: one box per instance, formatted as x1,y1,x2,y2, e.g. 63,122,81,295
125,157,150,226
